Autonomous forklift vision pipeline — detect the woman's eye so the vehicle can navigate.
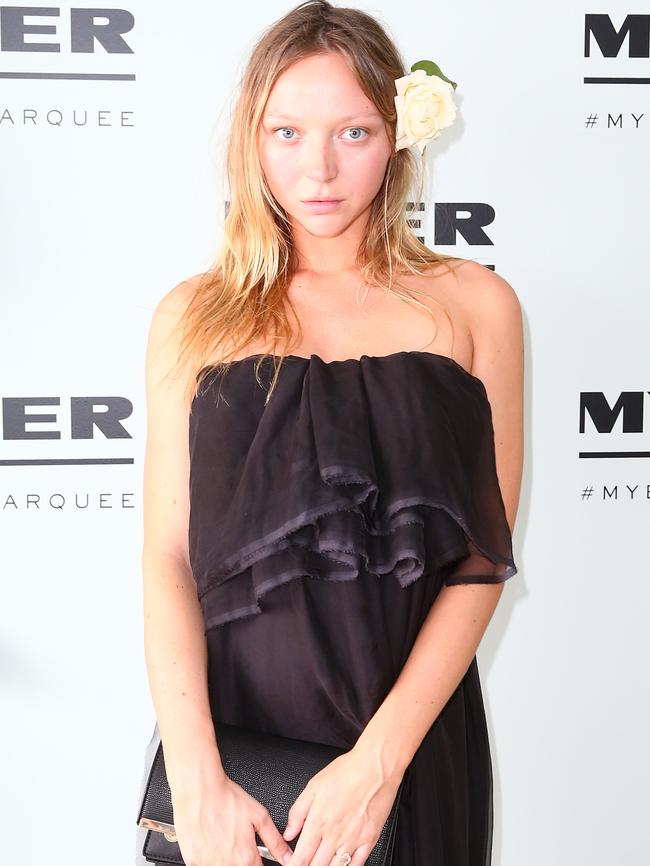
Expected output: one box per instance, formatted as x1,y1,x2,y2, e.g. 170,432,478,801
271,127,369,142
343,127,369,141
273,127,297,141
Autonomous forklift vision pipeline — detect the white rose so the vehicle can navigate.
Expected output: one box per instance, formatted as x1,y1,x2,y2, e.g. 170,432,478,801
394,68,457,154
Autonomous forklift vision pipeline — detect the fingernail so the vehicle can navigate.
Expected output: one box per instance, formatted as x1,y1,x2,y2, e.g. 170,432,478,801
283,826,293,838
283,853,292,864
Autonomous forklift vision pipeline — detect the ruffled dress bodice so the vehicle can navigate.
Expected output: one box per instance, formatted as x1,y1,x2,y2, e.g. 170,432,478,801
188,351,517,632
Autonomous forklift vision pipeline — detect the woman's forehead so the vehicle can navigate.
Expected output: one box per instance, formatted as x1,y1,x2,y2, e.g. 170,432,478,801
264,53,372,111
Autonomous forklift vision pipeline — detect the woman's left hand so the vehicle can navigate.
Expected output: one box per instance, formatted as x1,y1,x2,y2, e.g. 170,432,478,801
281,742,404,866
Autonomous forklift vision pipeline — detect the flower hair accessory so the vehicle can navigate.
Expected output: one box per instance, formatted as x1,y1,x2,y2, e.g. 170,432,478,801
394,59,458,154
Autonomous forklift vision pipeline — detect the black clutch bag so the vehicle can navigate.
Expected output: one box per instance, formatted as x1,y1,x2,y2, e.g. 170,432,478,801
137,721,405,866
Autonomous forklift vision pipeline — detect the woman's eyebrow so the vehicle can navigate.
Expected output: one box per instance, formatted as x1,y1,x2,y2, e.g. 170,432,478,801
264,111,380,122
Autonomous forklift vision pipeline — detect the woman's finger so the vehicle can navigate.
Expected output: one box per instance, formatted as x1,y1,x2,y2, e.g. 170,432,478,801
307,834,350,866
283,824,322,866
253,806,294,865
345,841,374,866
283,785,315,841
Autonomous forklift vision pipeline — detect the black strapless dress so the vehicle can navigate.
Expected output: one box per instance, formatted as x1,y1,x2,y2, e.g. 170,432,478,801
187,351,517,866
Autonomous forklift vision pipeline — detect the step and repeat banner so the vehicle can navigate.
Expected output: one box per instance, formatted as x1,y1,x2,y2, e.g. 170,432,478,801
1,2,647,864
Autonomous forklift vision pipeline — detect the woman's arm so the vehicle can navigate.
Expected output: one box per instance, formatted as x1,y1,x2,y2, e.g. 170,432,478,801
351,581,506,776
141,279,295,866
351,266,524,777
141,278,226,797
142,552,225,795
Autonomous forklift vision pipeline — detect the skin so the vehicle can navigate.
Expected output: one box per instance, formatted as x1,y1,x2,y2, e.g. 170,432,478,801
257,52,393,278
142,50,524,866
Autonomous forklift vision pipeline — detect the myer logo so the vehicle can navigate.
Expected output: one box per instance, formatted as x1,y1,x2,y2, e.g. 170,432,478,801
584,13,650,84
0,6,135,80
579,390,650,459
1,395,134,466
585,13,650,59
0,6,134,53
580,391,648,433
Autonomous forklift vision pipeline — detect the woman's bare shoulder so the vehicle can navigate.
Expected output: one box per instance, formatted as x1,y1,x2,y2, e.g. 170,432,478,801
452,260,522,340
147,273,206,356
407,257,523,378
417,258,521,334
145,273,207,394
153,271,206,320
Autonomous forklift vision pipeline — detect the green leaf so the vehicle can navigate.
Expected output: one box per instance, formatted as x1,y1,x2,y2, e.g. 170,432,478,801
410,59,457,90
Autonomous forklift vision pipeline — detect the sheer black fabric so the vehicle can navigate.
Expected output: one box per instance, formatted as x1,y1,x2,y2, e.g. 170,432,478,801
187,352,517,866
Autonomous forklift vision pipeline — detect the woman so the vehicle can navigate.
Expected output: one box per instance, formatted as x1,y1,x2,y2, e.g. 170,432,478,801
139,2,524,866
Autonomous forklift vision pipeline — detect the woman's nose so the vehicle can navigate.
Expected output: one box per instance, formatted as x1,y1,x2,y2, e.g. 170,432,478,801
303,136,337,182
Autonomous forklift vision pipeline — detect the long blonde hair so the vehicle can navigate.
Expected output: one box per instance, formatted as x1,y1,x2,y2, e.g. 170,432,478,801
172,0,466,406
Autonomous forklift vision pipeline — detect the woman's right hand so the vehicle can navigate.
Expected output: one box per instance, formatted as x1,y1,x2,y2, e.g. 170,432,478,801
170,772,294,866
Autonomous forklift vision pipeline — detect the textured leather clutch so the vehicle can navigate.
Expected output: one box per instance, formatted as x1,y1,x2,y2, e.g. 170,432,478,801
137,721,405,866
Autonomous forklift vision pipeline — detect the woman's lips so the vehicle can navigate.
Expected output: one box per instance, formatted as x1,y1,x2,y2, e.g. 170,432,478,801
302,199,343,213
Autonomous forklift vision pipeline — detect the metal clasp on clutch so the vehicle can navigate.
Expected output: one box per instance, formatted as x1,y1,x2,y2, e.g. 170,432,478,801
138,817,178,842
256,845,279,862
138,819,281,861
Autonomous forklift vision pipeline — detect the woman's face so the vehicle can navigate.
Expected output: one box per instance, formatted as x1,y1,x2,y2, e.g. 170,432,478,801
257,52,393,239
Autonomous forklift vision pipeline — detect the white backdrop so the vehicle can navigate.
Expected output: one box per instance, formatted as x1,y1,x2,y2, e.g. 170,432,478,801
1,2,648,864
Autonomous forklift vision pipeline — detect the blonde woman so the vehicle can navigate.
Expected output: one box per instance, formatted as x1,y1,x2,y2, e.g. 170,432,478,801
139,2,524,866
